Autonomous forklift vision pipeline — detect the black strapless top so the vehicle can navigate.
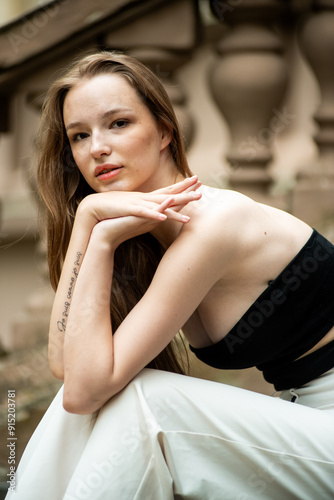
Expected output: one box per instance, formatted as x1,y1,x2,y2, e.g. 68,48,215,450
189,229,334,390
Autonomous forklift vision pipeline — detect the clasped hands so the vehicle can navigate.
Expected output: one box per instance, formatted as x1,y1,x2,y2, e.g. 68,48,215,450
77,175,202,247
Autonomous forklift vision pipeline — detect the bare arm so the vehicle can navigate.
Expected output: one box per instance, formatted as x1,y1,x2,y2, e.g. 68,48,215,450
48,177,201,380
62,209,228,414
48,209,94,379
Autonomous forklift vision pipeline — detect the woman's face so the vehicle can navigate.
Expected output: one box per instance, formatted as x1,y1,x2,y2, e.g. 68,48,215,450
63,74,173,193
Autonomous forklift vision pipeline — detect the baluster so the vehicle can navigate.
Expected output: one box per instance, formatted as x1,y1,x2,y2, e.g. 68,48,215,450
128,47,195,149
293,0,334,226
208,0,290,201
103,0,198,149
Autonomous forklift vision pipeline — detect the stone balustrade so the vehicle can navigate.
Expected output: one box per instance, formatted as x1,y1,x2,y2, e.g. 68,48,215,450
209,0,291,202
0,0,333,394
293,0,334,226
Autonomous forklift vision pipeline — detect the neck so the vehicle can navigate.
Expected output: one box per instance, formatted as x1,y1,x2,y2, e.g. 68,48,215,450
146,150,186,247
150,167,186,249
140,153,183,192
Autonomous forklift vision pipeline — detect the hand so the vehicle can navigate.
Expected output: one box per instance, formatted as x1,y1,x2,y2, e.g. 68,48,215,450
91,197,177,248
152,176,202,219
88,176,202,248
77,176,202,229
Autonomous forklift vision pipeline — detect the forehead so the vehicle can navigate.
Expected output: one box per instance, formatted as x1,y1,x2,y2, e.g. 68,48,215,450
63,73,145,121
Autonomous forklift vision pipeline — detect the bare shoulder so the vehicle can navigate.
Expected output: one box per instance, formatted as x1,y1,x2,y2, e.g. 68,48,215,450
189,186,260,227
182,185,312,260
183,186,264,244
157,188,248,275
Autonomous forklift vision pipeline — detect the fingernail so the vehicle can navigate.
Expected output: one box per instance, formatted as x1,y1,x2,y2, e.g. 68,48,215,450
159,214,167,220
182,215,190,222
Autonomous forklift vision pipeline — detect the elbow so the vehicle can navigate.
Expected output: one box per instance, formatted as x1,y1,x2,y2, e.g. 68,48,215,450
62,360,126,414
48,346,64,380
63,396,92,415
62,378,121,415
63,387,100,415
49,362,64,381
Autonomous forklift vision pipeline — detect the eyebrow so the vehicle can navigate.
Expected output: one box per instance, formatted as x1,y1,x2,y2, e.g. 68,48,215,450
65,106,133,132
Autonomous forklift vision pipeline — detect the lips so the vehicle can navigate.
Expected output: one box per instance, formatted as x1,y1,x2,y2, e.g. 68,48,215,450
98,167,113,176
94,164,123,182
95,164,122,177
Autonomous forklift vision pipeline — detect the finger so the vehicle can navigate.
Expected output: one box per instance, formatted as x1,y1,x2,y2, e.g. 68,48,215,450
156,197,191,223
165,203,186,213
129,204,168,221
130,192,200,220
120,190,200,222
163,208,190,223
184,180,202,193
153,175,198,195
166,190,202,208
158,196,175,211
144,183,201,206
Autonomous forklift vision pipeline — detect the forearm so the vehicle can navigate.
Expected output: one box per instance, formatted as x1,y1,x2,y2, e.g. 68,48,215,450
49,179,202,409
48,204,96,378
62,229,116,413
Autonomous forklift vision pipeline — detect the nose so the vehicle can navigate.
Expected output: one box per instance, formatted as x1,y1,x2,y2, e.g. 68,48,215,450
90,132,111,158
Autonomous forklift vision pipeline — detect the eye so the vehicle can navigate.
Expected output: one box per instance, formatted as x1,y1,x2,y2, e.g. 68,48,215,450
111,120,129,129
72,132,89,142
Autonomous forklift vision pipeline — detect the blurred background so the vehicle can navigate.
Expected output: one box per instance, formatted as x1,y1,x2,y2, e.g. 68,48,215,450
0,0,334,493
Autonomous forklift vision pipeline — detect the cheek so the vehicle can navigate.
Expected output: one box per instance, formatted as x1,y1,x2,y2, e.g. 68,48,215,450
137,133,162,162
71,147,87,169
125,135,158,164
133,121,161,148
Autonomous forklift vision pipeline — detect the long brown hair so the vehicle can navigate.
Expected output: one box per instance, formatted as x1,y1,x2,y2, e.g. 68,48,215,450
37,51,192,374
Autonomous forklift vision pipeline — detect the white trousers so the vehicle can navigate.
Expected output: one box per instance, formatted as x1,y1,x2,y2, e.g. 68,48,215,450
6,368,334,500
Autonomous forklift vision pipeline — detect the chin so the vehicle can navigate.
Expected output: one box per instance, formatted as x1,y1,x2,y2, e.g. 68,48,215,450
97,182,133,193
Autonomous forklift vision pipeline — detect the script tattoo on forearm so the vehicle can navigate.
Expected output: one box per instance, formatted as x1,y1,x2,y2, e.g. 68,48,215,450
57,251,82,332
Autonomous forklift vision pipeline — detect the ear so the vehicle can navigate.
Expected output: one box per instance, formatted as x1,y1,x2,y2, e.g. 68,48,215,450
159,125,172,152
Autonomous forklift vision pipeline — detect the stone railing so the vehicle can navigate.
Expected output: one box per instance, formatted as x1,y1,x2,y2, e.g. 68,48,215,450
0,0,334,404
207,0,334,224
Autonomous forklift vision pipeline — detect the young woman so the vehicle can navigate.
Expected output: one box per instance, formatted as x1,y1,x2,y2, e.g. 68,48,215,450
6,52,334,500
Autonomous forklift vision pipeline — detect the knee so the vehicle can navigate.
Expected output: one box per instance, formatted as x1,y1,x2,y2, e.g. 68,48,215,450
130,369,189,426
